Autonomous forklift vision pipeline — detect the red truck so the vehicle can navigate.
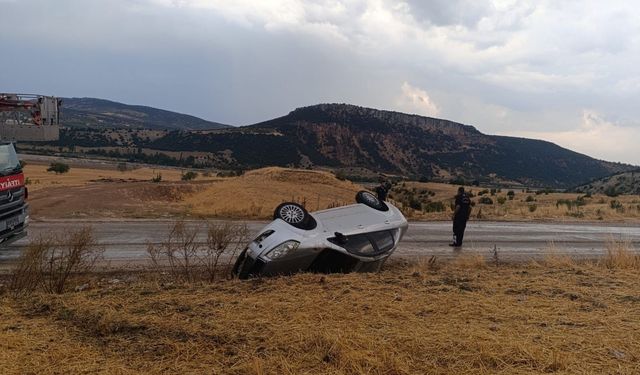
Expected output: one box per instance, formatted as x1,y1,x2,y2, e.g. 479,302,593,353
0,142,28,245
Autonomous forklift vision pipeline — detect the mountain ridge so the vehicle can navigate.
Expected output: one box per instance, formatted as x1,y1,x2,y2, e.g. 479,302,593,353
61,97,230,130
45,101,635,188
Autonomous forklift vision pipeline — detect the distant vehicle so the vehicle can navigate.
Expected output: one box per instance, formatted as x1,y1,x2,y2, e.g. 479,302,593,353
233,191,408,279
0,93,61,141
0,142,28,246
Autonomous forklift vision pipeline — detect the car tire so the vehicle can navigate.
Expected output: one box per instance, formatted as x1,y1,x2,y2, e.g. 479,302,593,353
273,202,317,230
356,190,389,211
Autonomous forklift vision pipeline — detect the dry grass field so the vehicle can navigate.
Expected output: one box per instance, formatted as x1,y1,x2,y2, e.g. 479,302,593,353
21,162,640,222
22,163,217,192
182,167,363,218
1,247,640,374
390,181,640,222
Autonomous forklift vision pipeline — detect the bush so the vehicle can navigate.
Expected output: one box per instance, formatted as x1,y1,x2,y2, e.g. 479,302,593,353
408,197,422,210
478,189,489,196
449,176,466,185
479,197,493,205
47,162,70,174
605,187,619,197
10,227,103,295
610,200,624,213
147,220,249,282
217,169,245,177
423,201,446,213
151,173,162,183
507,191,515,200
528,204,537,213
117,162,128,172
181,171,198,181
334,170,347,181
525,195,535,202
497,196,507,205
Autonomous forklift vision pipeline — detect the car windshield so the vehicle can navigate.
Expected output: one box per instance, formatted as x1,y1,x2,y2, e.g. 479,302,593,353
0,144,21,176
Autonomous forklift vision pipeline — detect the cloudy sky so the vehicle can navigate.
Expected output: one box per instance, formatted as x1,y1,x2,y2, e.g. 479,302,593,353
2,0,640,164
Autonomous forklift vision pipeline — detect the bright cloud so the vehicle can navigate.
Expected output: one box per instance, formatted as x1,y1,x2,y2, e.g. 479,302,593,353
396,82,440,117
513,110,640,164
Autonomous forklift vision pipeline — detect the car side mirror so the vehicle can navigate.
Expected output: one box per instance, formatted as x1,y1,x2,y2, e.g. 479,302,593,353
334,232,348,245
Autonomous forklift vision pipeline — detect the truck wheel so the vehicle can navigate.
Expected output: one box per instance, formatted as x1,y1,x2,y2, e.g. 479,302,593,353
274,202,317,230
356,191,389,211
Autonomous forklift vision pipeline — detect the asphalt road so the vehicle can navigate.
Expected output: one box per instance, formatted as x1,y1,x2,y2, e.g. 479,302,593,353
1,220,639,268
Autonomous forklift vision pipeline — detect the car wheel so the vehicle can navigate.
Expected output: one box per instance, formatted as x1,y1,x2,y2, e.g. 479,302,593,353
356,190,389,211
274,202,317,230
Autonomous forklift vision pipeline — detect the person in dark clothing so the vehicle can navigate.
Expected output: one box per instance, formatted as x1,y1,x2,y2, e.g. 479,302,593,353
375,180,389,201
450,186,472,247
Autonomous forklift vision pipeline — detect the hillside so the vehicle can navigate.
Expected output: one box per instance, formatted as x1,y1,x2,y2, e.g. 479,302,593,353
31,102,635,188
145,104,633,187
574,170,640,196
61,97,229,130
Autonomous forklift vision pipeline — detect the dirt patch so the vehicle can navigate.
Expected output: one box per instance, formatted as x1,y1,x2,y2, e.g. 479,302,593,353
28,182,202,219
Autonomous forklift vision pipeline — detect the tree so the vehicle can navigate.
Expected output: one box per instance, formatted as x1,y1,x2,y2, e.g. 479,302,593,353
47,162,70,174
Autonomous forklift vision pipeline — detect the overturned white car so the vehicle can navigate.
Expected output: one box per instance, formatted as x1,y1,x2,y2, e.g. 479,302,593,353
233,191,408,279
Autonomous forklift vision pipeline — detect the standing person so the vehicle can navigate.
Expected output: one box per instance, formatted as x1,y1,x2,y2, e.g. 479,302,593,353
375,178,390,201
450,186,472,247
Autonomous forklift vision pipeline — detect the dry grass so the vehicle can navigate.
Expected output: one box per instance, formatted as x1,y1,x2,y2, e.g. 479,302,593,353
182,167,363,218
22,164,640,222
393,181,640,222
23,162,219,192
600,238,640,269
2,254,640,374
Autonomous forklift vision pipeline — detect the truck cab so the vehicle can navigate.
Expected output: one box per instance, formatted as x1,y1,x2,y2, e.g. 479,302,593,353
0,142,28,246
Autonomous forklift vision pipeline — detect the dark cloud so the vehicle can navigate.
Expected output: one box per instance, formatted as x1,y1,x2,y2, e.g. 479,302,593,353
1,0,639,163
402,0,492,28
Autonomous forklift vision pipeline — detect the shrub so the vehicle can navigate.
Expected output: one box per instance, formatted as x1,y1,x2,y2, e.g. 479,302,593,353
479,197,493,205
497,196,507,205
147,220,200,282
181,171,198,181
201,222,249,282
490,188,497,196
408,197,422,210
449,176,465,185
507,190,515,200
334,170,347,181
610,200,624,213
423,201,446,213
10,227,103,295
605,187,619,197
147,220,250,282
478,189,489,196
528,204,537,213
47,162,70,174
151,173,162,183
117,162,128,172
525,195,535,202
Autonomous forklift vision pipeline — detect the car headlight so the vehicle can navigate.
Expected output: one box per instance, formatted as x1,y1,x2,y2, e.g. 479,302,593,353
265,240,300,260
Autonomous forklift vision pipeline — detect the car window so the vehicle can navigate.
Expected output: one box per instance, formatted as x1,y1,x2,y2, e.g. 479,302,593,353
341,234,376,255
331,230,396,256
368,230,395,253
